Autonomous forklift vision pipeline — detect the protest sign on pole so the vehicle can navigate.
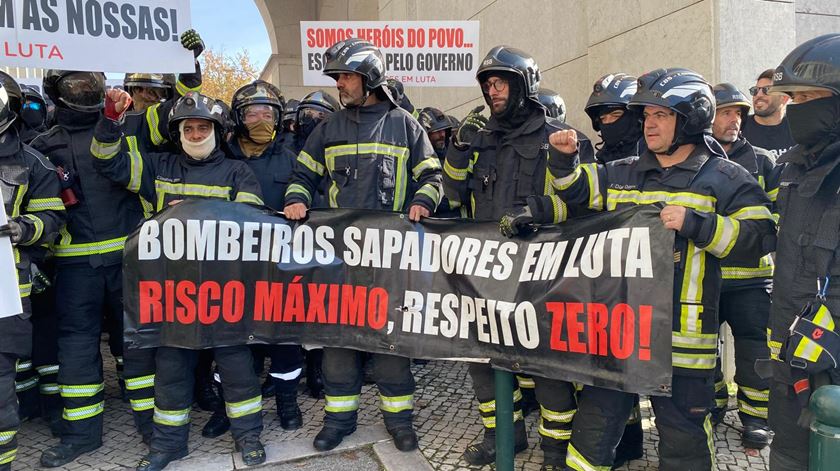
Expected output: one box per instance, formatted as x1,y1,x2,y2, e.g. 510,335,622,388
0,203,23,319
0,0,195,73
300,21,480,87
124,200,676,396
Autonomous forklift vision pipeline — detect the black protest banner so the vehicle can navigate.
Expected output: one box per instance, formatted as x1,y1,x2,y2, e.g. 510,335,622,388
124,200,675,395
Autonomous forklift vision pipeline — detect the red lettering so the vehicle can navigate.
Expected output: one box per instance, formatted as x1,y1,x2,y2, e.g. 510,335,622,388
340,285,367,326
587,303,609,356
306,283,327,323
253,281,282,321
367,287,388,330
566,302,586,353
139,281,162,324
327,284,339,324
198,281,221,325
164,280,175,322
47,45,62,60
175,281,196,324
610,304,635,359
546,302,567,351
638,305,652,361
222,281,245,323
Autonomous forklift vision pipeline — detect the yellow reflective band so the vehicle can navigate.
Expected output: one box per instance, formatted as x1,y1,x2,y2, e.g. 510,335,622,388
606,189,716,212
234,192,264,205
443,159,468,181
286,183,312,205
679,304,704,336
125,136,144,193
716,397,729,408
15,376,38,392
63,401,105,421
226,396,263,418
672,352,717,369
0,448,16,465
54,236,126,257
10,182,26,218
679,242,705,305
380,394,414,413
672,331,717,349
155,181,232,210
567,443,611,471
40,383,59,395
175,80,200,97
153,407,191,426
37,364,59,375
412,156,442,179
722,265,774,280
478,399,496,414
767,187,779,202
516,376,535,388
540,405,575,423
146,104,165,146
125,374,154,391
553,166,581,191
538,420,571,440
328,181,340,208
297,151,326,176
415,183,441,208
814,304,835,330
704,215,740,258
738,399,768,419
60,383,105,398
794,337,823,362
0,430,15,445
18,282,31,298
90,137,121,159
758,175,766,191
325,394,360,413
325,142,409,162
739,386,769,402
581,163,604,211
481,410,524,429
729,205,773,221
140,196,154,219
20,214,44,245
550,195,567,223
131,398,155,412
15,360,32,372
25,197,65,212
704,414,715,464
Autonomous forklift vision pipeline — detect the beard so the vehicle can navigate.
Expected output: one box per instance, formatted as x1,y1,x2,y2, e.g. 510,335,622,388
753,99,780,118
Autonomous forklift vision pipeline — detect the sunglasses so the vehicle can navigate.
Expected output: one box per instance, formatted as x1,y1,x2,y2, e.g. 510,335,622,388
23,102,42,111
749,86,771,96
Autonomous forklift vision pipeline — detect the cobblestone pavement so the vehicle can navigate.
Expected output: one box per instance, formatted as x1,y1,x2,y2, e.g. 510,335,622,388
15,346,769,470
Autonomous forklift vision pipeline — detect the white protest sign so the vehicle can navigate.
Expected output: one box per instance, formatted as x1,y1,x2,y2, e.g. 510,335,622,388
300,21,480,87
0,0,195,73
0,203,23,319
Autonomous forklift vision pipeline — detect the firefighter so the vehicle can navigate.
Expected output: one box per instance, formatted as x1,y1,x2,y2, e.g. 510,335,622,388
546,68,775,470
91,88,266,470
283,38,442,453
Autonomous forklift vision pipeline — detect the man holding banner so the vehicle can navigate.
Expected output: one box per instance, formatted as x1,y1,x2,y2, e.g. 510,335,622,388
547,69,776,470
442,45,579,470
283,38,442,453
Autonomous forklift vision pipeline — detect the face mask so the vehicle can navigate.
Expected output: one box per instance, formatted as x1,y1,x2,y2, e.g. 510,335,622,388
787,95,840,147
246,120,275,144
600,111,640,147
296,115,321,139
180,121,216,160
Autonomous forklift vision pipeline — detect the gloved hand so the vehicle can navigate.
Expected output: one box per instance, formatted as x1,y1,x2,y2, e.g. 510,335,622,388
453,105,488,150
181,29,205,58
0,220,22,244
104,88,131,122
499,205,534,238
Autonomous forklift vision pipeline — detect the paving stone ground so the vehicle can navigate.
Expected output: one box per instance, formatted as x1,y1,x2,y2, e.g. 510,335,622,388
14,343,769,470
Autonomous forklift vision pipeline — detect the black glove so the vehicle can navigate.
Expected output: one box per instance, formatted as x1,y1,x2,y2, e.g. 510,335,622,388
499,205,534,238
454,105,488,150
180,29,205,58
0,221,22,244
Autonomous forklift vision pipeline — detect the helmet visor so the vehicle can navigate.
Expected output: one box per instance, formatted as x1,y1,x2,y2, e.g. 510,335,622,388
57,72,104,112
